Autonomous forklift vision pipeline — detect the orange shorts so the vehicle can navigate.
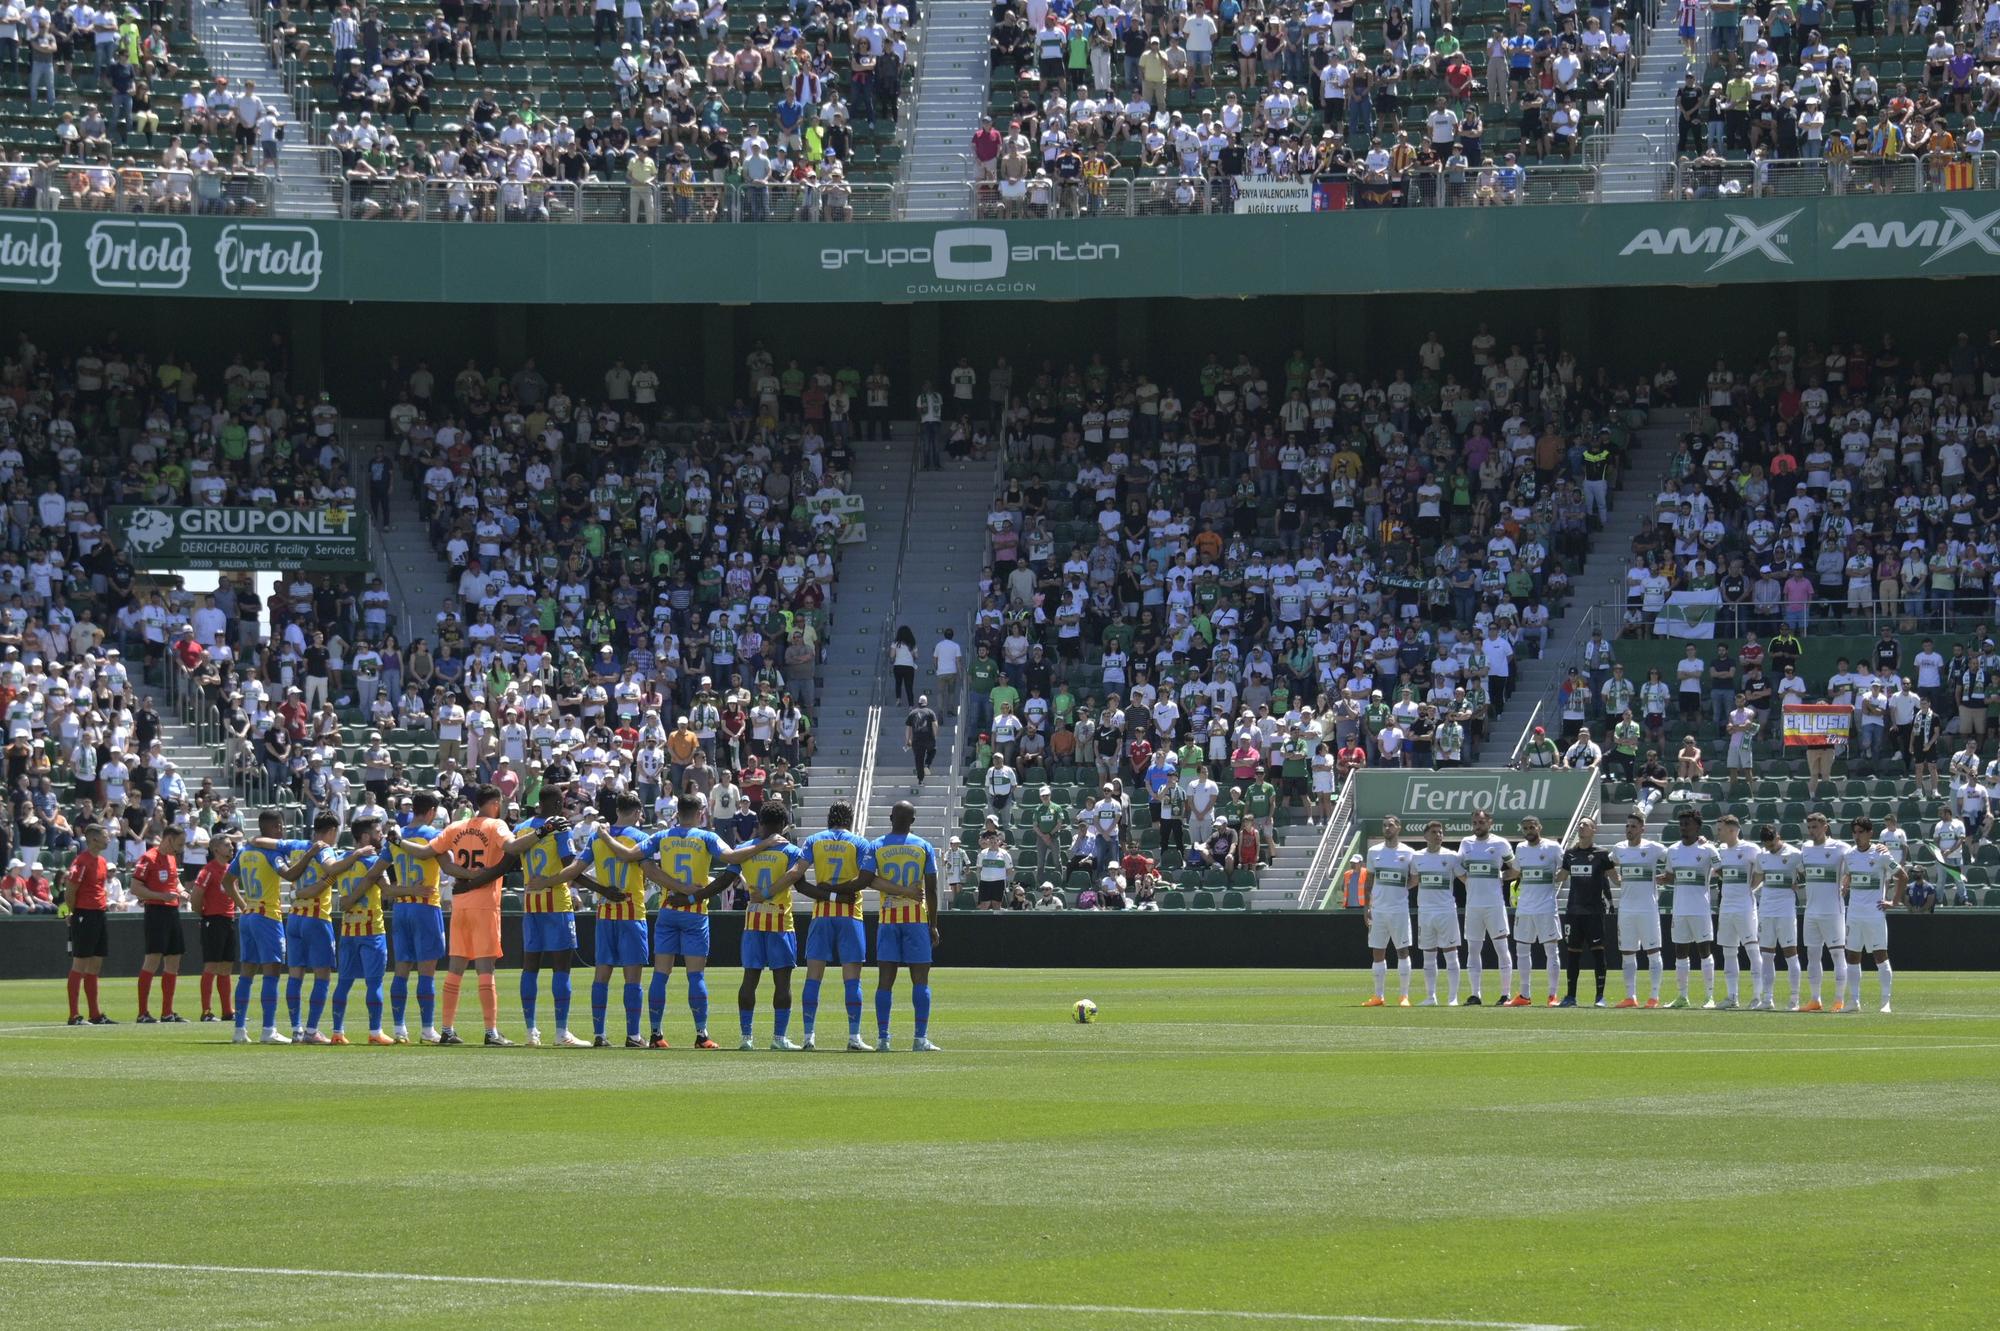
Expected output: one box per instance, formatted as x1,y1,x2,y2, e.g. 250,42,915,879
448,902,503,960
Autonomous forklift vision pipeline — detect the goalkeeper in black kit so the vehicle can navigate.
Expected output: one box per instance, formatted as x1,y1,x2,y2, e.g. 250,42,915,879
1555,817,1617,1008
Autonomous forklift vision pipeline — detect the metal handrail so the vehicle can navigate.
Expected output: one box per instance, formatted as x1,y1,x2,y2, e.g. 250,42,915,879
1508,701,1546,768
1295,768,1360,909
0,161,275,214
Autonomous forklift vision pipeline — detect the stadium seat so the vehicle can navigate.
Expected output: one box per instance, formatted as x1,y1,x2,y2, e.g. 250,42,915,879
1190,891,1217,910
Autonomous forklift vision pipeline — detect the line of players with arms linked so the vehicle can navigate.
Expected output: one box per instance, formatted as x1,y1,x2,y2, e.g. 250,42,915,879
1360,807,1904,1013
102,781,945,1052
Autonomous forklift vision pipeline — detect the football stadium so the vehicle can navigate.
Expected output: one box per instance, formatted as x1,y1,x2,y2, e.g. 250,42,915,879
4,0,2000,1325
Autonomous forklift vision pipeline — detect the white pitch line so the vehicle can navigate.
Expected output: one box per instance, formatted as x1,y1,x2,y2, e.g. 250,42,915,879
0,1257,1580,1331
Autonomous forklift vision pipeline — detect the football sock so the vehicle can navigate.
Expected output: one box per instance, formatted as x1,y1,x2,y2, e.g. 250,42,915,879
1565,950,1582,1000
161,972,176,1017
1622,955,1638,1000
519,970,538,1031
200,973,215,1014
1468,949,1482,1001
219,974,234,1020
622,982,642,1039
440,972,462,1029
551,971,572,1031
590,980,609,1037
738,1005,755,1042
83,973,101,1019
1832,957,1848,1007
801,977,822,1037
1877,960,1893,1005
416,975,436,1029
307,978,328,1032
331,980,351,1033
875,985,893,1038
1396,954,1412,999
66,969,81,1020
1730,953,1744,1003
1592,945,1607,998
1699,954,1715,997
1515,942,1534,997
286,974,304,1028
260,974,279,1030
773,1003,791,1041
844,977,864,1036
1423,952,1438,1000
1371,961,1387,1000
1445,953,1461,1003
648,970,669,1034
234,975,252,1029
1808,954,1824,1003
1675,957,1691,998
688,972,709,1032
912,984,931,1040
1497,946,1513,1001
1545,946,1560,1001
390,975,409,1027
137,970,154,1016
1648,953,1664,998
476,974,498,1034
365,977,383,1033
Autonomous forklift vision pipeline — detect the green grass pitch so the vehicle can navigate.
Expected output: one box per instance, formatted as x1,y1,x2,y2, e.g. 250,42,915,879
3,969,1998,1331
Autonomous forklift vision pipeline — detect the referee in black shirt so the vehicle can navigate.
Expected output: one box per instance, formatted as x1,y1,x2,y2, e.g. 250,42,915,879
1556,817,1616,1007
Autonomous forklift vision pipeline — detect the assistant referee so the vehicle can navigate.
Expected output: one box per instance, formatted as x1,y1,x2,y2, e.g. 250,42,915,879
1556,817,1616,1008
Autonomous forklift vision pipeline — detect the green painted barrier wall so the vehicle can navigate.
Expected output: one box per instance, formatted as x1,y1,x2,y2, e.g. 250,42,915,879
6,193,2000,304
3,910,1993,977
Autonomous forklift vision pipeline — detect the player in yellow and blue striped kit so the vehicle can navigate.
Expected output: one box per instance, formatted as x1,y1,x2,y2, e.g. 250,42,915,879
798,802,876,1051
871,800,943,1052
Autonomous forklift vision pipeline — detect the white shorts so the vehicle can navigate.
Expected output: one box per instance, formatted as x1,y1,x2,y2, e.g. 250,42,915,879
1618,909,1662,952
1514,910,1562,945
1803,914,1848,953
1418,912,1462,950
1759,912,1799,949
1463,903,1511,943
1715,910,1758,949
1671,913,1715,944
1846,913,1889,953
1367,910,1413,951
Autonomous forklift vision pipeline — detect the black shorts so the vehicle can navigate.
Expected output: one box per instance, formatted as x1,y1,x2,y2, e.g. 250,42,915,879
1564,915,1606,948
69,908,109,960
201,916,239,965
977,881,1006,904
143,904,185,956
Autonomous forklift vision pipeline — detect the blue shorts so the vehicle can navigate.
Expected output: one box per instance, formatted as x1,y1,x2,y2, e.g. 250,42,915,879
596,918,651,969
240,913,287,966
391,902,447,964
805,916,868,965
284,915,337,971
338,934,388,984
740,928,797,972
652,910,711,960
523,911,578,954
876,921,934,966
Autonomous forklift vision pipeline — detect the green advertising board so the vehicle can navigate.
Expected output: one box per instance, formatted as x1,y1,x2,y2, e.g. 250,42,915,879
1350,769,1595,841
2,193,1998,304
109,506,371,572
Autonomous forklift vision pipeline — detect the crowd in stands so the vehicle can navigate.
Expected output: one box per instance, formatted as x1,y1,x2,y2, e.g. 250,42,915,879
1669,0,1999,189
936,330,1646,900
1522,329,2000,908
979,0,1640,209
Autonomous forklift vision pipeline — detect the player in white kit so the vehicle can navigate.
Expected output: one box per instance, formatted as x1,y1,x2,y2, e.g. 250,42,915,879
1841,817,1904,1014
1411,821,1462,1006
1752,823,1804,1010
1509,816,1565,1006
1662,809,1720,1008
1796,811,1851,1011
1610,812,1668,1007
1454,808,1514,1006
1710,814,1759,1009
1364,815,1416,1007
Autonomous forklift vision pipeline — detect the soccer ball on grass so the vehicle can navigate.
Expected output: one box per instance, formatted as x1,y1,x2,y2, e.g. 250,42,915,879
1073,999,1098,1024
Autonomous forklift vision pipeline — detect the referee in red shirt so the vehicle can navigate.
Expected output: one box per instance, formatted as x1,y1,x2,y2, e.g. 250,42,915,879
133,826,189,1023
64,824,115,1026
190,829,239,1023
